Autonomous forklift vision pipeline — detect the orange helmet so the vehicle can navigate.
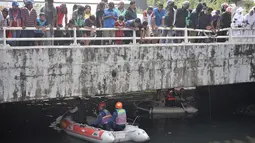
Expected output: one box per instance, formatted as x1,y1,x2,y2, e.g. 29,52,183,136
115,102,123,109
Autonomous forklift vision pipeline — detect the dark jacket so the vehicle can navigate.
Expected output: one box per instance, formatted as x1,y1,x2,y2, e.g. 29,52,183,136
125,7,137,21
164,8,176,27
198,11,212,29
175,8,189,28
221,12,231,28
189,3,203,29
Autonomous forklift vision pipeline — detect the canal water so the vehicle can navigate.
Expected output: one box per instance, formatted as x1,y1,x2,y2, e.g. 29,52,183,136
2,83,255,143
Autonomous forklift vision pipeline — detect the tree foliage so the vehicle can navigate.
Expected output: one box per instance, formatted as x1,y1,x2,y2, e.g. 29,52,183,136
146,0,254,11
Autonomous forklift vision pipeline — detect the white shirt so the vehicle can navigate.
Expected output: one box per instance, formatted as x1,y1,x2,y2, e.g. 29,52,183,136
0,12,3,24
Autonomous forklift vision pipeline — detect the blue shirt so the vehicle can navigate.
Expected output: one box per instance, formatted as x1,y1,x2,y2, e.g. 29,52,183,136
92,110,112,126
153,8,165,26
124,20,134,27
103,8,118,28
112,111,118,124
92,110,106,126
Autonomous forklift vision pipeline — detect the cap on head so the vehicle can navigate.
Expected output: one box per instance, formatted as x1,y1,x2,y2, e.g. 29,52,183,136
25,0,33,5
182,1,190,8
39,12,45,16
12,1,19,7
167,0,174,6
148,6,153,11
115,102,123,109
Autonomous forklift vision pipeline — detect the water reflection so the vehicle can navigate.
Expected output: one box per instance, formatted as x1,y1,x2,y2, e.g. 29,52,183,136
2,98,255,143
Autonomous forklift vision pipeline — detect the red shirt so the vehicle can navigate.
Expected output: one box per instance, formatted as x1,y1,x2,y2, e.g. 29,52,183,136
57,6,67,25
114,20,124,44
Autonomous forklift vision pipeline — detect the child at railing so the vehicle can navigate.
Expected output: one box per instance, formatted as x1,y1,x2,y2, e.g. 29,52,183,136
84,15,96,45
114,15,124,45
34,13,48,46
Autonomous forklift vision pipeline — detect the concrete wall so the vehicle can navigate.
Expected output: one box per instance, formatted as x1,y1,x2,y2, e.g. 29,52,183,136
0,44,255,103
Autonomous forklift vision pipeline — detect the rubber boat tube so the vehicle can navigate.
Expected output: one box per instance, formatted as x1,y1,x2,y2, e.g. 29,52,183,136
136,105,198,119
60,116,150,143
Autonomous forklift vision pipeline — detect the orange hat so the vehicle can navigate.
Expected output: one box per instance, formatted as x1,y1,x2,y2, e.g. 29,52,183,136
115,102,123,109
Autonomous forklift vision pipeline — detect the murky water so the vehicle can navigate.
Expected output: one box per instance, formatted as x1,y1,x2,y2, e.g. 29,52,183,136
1,97,255,143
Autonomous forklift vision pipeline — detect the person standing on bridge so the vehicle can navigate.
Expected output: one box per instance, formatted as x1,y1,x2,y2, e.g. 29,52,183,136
162,0,176,44
188,3,203,43
114,15,125,45
21,0,37,46
152,3,165,43
125,1,137,21
103,2,118,45
34,12,48,46
84,5,91,20
40,0,57,45
9,1,22,46
174,1,190,43
55,4,68,45
95,2,105,45
115,1,126,18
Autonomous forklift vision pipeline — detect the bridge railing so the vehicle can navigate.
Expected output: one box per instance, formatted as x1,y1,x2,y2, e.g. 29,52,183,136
0,27,255,47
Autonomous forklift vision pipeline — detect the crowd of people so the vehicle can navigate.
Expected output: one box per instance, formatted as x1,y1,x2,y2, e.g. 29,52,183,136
0,0,255,46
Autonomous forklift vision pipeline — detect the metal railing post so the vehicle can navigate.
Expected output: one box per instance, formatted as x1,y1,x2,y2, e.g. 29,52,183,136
132,29,136,44
228,28,232,43
3,27,6,46
73,28,77,45
184,28,188,43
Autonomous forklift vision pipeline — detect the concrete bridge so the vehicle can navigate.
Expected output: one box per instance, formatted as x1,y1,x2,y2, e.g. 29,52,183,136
0,43,255,103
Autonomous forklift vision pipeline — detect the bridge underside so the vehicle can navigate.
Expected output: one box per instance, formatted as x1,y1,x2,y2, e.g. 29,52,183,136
0,44,255,103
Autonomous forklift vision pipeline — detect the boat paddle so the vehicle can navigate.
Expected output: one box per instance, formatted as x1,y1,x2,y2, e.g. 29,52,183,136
56,106,78,123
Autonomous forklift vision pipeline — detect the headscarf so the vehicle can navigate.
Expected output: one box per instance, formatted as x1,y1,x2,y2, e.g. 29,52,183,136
232,7,244,27
182,1,190,9
244,9,255,26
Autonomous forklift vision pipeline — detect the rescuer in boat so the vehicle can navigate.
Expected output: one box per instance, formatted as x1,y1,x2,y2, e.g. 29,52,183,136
91,102,113,130
112,102,127,131
165,88,185,107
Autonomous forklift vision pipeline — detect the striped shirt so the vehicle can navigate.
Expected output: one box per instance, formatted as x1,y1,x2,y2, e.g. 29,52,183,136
21,7,37,27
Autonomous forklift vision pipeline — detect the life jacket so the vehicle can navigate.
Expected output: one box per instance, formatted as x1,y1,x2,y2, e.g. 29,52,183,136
34,18,46,33
101,109,112,124
57,6,67,25
167,90,176,101
115,109,127,126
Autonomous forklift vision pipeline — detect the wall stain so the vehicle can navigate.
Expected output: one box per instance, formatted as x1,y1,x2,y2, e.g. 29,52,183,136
234,44,255,56
250,61,255,79
1,44,255,102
